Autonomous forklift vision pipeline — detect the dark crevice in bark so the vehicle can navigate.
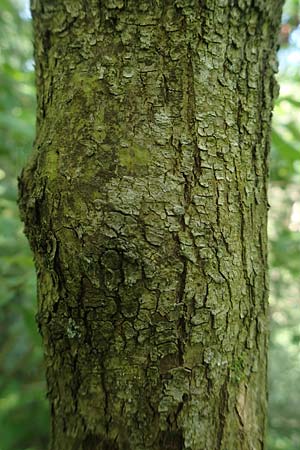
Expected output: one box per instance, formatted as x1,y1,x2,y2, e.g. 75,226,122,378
216,378,230,449
158,430,184,450
177,256,188,366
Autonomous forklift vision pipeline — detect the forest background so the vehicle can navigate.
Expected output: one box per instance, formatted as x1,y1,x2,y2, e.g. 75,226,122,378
0,0,300,449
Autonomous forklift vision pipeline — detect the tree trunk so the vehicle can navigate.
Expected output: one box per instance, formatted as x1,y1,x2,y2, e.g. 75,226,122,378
19,1,283,449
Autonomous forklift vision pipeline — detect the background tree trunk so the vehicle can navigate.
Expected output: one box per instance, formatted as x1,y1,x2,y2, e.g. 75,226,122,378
19,1,283,449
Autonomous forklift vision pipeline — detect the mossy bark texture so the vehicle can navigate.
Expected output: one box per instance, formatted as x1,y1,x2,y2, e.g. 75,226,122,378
19,1,283,449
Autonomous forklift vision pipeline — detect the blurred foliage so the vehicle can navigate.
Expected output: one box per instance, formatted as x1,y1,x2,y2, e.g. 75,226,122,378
0,1,49,450
0,0,300,449
268,0,300,449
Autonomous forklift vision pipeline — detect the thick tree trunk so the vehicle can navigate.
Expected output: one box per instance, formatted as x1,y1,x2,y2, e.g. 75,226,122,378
19,1,283,449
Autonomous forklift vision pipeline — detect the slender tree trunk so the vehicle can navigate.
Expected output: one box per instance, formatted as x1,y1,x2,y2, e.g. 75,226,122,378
19,1,283,449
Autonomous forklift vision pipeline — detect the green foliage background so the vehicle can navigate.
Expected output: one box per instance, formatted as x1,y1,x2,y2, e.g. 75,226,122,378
0,1,49,449
0,1,299,449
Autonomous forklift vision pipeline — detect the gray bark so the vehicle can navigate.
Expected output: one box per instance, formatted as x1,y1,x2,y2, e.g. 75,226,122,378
19,1,283,449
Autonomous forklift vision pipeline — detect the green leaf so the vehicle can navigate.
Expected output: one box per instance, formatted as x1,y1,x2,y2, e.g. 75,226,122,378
272,129,300,161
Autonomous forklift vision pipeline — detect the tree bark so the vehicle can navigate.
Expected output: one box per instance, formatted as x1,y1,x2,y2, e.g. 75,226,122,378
19,1,283,449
